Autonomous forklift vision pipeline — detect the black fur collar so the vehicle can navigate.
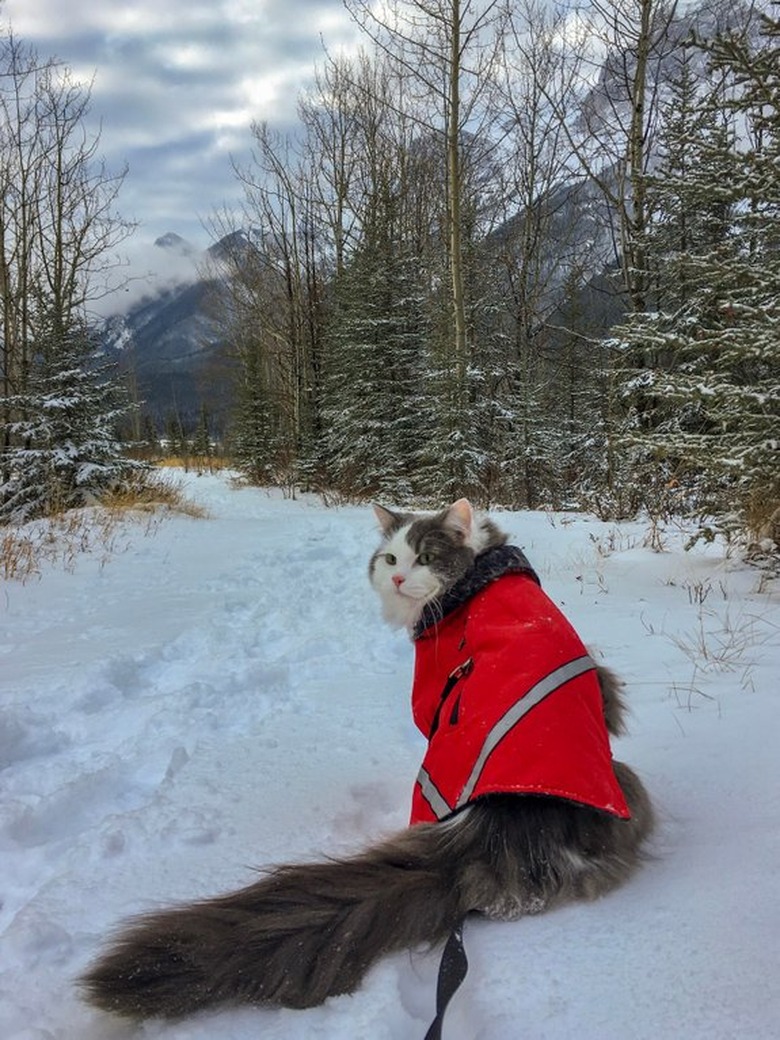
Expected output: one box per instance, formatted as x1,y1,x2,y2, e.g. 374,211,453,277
413,545,539,639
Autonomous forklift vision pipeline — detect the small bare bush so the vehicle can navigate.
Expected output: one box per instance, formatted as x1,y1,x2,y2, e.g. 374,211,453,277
745,491,780,548
666,600,774,711
587,528,639,558
1,470,207,583
99,470,209,519
1,509,122,583
1,528,39,581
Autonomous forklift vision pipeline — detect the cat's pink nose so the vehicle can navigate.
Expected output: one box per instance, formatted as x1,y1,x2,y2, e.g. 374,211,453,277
392,574,405,588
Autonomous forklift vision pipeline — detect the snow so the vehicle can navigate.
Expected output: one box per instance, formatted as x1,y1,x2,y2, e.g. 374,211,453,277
1,471,779,1040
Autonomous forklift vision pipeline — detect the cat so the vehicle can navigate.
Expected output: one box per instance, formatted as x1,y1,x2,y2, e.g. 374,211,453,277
81,498,654,1021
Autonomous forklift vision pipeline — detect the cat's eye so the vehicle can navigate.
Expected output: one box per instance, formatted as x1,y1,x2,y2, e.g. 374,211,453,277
384,553,397,565
417,551,434,566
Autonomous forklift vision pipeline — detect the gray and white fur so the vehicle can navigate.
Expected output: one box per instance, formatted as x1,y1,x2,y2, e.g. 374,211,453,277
81,499,654,1020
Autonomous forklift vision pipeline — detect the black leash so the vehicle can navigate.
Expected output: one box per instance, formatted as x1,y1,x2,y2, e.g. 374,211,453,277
423,919,469,1040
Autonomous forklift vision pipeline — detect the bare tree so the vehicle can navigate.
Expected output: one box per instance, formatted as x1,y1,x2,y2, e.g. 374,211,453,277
215,123,327,481
345,0,506,404
542,0,680,312
0,32,134,513
1,36,131,398
220,45,445,490
489,0,604,505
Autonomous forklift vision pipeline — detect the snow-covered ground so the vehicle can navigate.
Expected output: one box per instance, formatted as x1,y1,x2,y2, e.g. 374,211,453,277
1,471,778,1040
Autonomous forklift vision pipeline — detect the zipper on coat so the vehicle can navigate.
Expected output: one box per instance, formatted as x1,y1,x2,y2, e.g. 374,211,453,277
428,658,473,738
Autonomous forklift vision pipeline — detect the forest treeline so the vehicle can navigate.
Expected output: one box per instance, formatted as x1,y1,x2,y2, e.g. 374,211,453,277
210,0,779,538
1,0,778,543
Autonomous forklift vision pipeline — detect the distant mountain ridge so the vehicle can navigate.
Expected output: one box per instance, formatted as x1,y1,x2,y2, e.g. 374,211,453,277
101,233,234,435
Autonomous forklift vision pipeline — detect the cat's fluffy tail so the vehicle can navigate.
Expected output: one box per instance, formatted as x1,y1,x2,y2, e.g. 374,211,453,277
80,819,468,1019
81,771,653,1020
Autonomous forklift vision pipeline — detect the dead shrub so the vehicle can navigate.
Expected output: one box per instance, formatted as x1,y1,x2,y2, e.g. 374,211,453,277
99,470,210,519
1,470,208,583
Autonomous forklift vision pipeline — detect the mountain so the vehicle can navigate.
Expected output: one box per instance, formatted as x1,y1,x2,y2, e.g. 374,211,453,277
101,234,235,437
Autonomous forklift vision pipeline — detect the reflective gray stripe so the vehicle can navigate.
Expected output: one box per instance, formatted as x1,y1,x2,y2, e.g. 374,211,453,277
456,654,596,810
417,766,452,820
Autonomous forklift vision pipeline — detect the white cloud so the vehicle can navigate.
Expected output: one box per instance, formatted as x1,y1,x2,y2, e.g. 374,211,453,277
1,0,361,250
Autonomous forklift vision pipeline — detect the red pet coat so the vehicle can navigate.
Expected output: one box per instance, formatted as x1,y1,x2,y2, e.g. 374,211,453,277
409,546,631,825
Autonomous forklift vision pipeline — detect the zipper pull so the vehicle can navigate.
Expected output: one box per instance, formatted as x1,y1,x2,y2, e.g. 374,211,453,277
449,658,473,682
429,659,474,739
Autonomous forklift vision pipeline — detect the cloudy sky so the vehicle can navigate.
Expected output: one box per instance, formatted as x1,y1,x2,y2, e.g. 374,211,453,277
2,0,360,255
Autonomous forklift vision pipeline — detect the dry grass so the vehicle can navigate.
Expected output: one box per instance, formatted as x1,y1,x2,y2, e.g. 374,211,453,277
100,470,210,519
2,509,125,583
666,595,775,710
1,527,39,582
744,489,780,544
154,455,233,474
1,469,208,583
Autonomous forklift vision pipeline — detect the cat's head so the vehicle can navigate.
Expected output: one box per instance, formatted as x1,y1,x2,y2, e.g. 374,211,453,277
368,498,506,629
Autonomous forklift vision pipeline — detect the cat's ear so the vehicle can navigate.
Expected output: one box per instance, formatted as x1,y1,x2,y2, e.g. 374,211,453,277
373,504,401,536
442,498,473,541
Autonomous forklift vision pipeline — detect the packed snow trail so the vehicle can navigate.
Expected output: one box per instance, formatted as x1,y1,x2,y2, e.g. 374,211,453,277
1,472,778,1039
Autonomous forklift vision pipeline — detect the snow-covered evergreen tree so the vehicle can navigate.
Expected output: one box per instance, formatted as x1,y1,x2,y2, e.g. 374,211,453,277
610,15,780,532
321,239,431,502
229,333,278,484
544,271,619,512
0,317,135,523
192,405,212,460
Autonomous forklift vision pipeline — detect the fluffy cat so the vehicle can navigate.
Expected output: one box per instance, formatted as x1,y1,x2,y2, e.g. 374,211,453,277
81,499,654,1021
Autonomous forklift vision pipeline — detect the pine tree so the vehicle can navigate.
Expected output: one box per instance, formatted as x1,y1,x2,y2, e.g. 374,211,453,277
192,404,212,459
0,318,135,523
164,411,187,460
545,270,617,511
610,15,780,533
321,240,431,502
141,415,160,456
